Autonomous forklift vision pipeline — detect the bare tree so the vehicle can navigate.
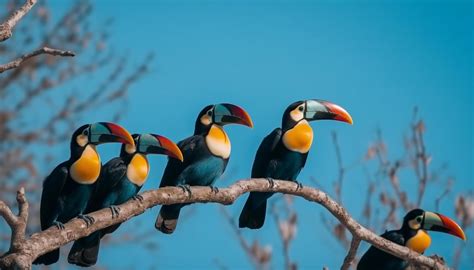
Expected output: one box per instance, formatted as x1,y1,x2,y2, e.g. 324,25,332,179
0,0,152,251
321,109,473,269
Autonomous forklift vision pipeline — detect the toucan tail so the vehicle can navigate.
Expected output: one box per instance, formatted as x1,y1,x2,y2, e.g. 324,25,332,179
239,192,268,229
67,232,101,267
155,205,182,234
33,248,60,265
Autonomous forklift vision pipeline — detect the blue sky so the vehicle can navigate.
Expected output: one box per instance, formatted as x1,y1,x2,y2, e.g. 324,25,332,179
40,0,473,269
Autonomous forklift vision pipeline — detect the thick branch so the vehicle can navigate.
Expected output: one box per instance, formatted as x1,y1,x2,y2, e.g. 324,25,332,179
0,179,448,269
0,47,75,73
0,0,37,42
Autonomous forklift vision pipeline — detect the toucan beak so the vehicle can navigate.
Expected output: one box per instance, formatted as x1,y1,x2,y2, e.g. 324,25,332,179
213,103,253,128
305,99,353,125
89,122,135,146
145,134,184,161
423,211,466,240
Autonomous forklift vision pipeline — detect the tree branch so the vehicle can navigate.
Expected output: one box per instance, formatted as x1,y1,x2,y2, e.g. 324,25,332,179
341,237,361,270
0,0,37,42
0,187,28,264
0,179,448,269
0,47,75,73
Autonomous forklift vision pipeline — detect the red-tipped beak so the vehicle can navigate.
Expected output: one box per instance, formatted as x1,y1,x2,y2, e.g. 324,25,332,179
423,211,466,240
90,122,135,146
320,101,353,125
153,134,184,161
213,103,254,128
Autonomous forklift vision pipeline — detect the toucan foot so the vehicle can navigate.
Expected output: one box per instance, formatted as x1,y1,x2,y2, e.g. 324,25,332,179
53,221,65,230
210,186,219,194
294,181,303,190
178,184,192,197
109,205,120,219
78,214,95,227
132,194,144,202
266,177,275,189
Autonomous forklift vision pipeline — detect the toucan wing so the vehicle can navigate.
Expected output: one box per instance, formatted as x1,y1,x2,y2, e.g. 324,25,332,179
159,135,205,187
357,230,405,270
40,163,69,230
95,157,127,197
251,128,282,178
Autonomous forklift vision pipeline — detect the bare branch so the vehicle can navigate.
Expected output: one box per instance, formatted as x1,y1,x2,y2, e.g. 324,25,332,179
0,187,28,255
0,179,448,269
341,237,361,270
0,47,75,73
0,0,37,42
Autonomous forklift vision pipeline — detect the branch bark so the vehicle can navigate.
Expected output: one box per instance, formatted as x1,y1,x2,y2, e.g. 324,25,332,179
341,237,361,270
0,47,75,73
0,0,37,42
0,179,449,270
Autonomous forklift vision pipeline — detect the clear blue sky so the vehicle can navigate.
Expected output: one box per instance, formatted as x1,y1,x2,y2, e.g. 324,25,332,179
43,0,472,269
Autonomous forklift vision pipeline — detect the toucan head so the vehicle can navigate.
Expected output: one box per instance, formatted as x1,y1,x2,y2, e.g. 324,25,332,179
282,99,353,131
121,133,183,161
194,103,253,135
70,122,134,159
403,209,466,240
72,122,134,148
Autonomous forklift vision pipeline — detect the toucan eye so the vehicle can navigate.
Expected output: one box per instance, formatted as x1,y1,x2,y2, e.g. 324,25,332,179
416,217,422,223
298,106,304,112
82,129,89,136
207,110,212,116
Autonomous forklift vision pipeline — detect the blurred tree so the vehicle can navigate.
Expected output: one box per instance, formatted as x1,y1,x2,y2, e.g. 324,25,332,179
0,0,152,251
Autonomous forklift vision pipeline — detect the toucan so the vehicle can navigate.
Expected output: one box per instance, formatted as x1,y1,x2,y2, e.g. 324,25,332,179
67,133,183,267
358,209,466,270
239,99,353,229
155,103,253,234
33,122,134,265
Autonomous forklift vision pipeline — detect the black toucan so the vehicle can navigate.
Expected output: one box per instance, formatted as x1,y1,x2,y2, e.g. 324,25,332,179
358,209,466,270
68,133,183,267
239,99,353,229
155,103,253,234
33,122,135,265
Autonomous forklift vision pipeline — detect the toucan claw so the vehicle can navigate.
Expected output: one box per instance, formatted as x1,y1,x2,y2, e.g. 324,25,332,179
294,181,303,191
78,214,95,227
178,184,192,197
210,186,219,194
109,205,120,219
266,177,275,189
132,194,144,202
53,221,65,230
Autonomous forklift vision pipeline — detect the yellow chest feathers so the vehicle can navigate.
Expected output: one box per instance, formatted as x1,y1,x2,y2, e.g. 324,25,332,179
282,120,314,153
406,230,432,254
70,145,101,184
127,153,150,186
206,124,231,159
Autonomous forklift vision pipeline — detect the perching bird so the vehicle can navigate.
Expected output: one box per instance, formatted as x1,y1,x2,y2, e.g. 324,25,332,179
33,122,134,266
68,133,183,267
155,103,253,234
358,209,466,270
239,99,353,229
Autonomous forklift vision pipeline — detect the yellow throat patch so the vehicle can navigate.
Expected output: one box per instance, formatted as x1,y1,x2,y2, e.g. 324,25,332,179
70,145,101,184
406,230,432,254
282,120,314,153
206,124,231,159
127,153,150,186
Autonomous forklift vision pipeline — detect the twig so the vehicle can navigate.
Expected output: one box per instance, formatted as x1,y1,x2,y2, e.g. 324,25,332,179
0,179,449,270
0,0,37,42
0,47,75,73
341,237,361,270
